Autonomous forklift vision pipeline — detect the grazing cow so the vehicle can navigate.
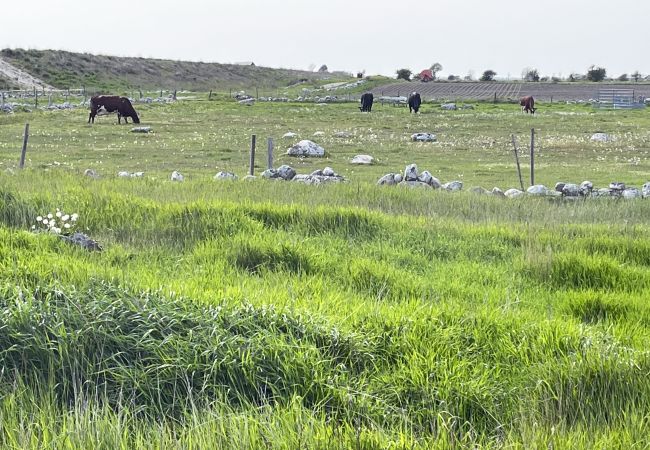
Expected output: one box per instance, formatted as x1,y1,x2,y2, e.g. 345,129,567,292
520,96,536,114
88,95,140,124
408,92,422,113
359,92,374,112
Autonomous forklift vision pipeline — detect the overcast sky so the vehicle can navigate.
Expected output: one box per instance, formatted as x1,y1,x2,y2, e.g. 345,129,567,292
3,0,649,79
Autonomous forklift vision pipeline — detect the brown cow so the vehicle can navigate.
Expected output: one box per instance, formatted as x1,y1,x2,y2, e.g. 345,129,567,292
88,95,140,124
520,96,536,114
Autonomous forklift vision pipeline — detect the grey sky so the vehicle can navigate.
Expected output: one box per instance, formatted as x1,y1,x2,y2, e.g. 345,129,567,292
3,0,649,79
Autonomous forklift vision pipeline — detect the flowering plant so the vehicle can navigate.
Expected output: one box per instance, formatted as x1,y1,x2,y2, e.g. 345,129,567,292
32,208,78,235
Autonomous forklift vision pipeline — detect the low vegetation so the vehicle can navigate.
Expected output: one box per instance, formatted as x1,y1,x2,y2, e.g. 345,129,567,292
0,98,649,448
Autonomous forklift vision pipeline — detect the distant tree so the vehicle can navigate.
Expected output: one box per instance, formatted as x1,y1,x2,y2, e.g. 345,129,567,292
522,68,540,82
447,74,460,81
617,73,629,82
480,70,497,81
318,64,328,72
396,68,412,81
632,71,642,82
429,62,443,80
586,65,606,82
540,76,549,82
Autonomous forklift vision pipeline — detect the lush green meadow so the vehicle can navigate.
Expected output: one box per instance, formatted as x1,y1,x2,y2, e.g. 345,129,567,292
0,100,650,448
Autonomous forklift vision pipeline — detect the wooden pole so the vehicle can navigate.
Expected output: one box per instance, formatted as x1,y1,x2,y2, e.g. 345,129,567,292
173,89,177,100
255,87,259,99
19,123,29,169
34,87,38,108
267,137,273,169
208,89,212,100
511,134,525,191
249,134,256,176
530,128,535,186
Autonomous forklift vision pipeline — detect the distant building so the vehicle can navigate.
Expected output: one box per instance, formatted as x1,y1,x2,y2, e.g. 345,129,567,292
417,69,434,82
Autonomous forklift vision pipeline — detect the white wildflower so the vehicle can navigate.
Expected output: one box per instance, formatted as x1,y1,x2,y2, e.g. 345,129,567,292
71,213,78,221
36,216,42,222
47,213,53,219
62,214,70,221
42,219,49,225
56,211,62,218
64,223,71,229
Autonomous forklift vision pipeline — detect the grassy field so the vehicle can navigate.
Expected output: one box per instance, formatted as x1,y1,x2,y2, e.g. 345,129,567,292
0,99,649,448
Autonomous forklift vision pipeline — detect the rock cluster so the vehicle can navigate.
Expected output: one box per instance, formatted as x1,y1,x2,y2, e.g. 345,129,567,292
213,171,238,180
377,164,461,190
60,232,103,252
261,165,344,184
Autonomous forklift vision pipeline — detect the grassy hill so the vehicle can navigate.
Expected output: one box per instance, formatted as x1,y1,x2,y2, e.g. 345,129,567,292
0,48,352,92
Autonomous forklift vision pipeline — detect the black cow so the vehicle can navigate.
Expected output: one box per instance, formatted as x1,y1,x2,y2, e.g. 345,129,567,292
359,92,374,112
520,96,536,114
408,92,422,113
88,95,140,124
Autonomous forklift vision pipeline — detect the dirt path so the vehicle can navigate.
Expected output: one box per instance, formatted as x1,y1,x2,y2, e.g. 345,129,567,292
0,57,55,90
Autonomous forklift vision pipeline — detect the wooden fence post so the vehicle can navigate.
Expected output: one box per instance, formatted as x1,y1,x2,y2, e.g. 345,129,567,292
1,91,4,107
19,123,29,169
530,128,535,186
34,87,38,108
208,89,212,100
249,135,256,176
267,137,273,169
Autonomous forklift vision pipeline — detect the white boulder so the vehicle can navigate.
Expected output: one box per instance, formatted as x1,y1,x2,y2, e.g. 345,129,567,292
351,155,375,165
591,132,611,142
504,188,525,199
286,140,325,157
214,171,238,180
171,171,184,182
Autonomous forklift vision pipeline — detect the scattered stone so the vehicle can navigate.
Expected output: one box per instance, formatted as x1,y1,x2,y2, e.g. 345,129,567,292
579,181,593,195
132,172,144,178
441,103,457,110
398,180,432,189
623,188,641,199
333,131,352,138
594,188,612,197
491,187,506,197
443,181,463,191
470,186,489,195
377,173,400,186
238,98,255,106
411,132,437,142
643,182,650,198
609,182,625,191
283,132,298,138
286,140,325,157
131,127,151,133
118,171,130,178
591,132,611,142
242,175,256,181
527,185,551,196
313,131,325,136
60,232,103,252
561,183,580,197
461,104,475,110
554,182,566,192
84,169,99,179
504,188,525,198
277,165,297,180
404,164,419,181
214,171,238,180
351,154,375,165
171,171,184,182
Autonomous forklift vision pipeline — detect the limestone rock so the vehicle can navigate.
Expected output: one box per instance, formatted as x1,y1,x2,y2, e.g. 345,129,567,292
642,182,650,198
527,185,550,196
377,173,400,186
286,140,325,157
411,132,436,142
283,132,298,138
214,171,238,180
591,132,611,142
171,171,184,182
504,188,525,198
84,169,99,179
443,181,463,191
351,154,375,165
441,103,457,110
131,127,151,133
622,188,641,199
404,164,419,181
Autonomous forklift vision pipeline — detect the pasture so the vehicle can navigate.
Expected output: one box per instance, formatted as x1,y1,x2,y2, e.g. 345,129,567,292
1,98,650,448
